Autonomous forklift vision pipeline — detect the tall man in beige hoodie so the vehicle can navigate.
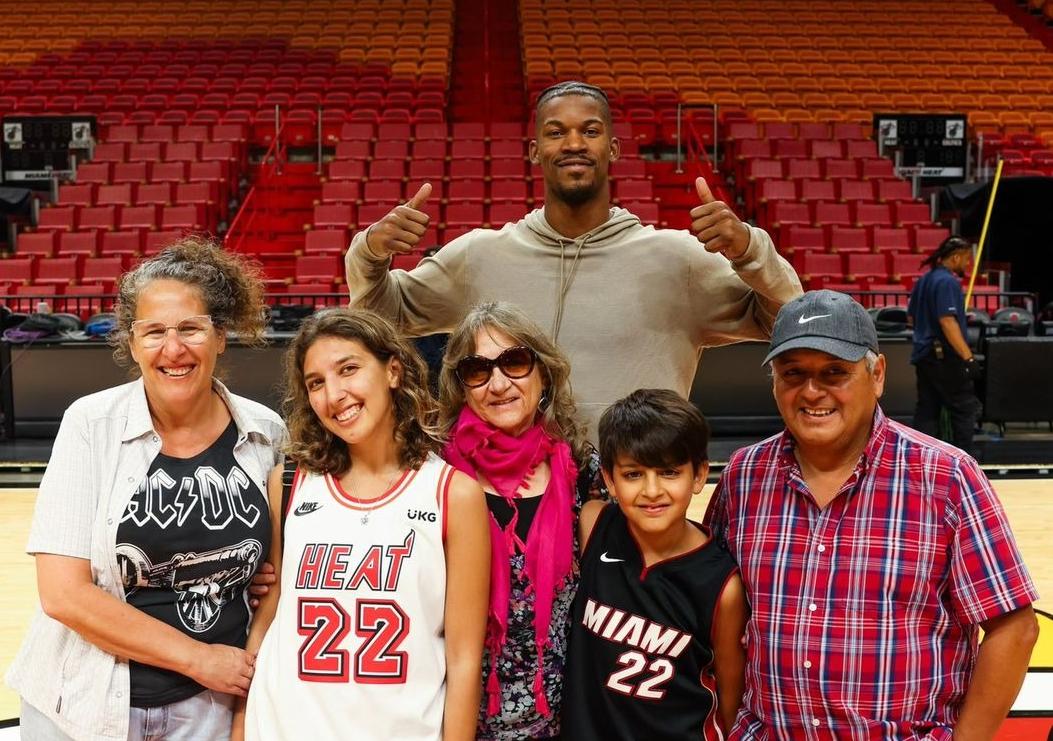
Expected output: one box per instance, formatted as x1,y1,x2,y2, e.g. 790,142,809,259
345,81,803,438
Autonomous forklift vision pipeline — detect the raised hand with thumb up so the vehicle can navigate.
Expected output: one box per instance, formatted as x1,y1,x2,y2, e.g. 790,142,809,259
689,177,750,261
364,183,433,260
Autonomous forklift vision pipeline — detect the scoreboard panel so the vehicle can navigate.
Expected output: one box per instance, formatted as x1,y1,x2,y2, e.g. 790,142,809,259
1,115,96,187
873,113,967,180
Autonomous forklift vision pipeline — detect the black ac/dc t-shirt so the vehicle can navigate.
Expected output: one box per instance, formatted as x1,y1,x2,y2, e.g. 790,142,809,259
116,420,270,707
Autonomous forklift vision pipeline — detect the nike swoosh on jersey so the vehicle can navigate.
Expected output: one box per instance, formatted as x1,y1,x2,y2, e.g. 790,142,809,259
293,502,322,516
599,552,625,563
798,313,831,324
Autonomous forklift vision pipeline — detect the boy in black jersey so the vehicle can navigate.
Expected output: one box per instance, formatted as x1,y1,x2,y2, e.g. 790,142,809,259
563,389,747,740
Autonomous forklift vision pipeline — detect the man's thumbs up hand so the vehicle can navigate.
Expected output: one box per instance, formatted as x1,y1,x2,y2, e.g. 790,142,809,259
689,177,750,261
364,183,433,259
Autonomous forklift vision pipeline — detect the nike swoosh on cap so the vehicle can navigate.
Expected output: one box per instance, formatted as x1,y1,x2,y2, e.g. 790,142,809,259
798,314,831,324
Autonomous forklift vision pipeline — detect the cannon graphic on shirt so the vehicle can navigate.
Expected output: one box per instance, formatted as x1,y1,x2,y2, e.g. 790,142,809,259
116,539,263,633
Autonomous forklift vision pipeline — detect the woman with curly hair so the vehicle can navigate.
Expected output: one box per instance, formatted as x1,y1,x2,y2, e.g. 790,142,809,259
238,308,489,741
437,301,606,740
8,237,286,740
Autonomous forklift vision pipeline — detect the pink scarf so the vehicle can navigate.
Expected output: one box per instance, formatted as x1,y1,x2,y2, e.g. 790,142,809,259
443,405,577,718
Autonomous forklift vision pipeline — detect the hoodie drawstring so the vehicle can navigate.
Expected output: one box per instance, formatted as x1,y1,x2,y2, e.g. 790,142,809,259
551,235,588,342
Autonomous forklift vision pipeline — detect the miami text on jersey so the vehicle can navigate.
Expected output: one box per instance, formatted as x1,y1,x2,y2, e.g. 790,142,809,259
581,598,693,659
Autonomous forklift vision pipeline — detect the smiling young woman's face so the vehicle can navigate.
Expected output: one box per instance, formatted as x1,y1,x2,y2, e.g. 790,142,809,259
302,336,401,447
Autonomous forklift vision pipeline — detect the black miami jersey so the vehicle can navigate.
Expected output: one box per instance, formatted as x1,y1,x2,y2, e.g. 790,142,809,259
563,504,738,740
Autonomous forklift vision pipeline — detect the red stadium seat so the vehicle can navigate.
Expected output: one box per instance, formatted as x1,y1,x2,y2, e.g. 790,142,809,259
813,202,852,228
782,225,828,254
615,179,654,202
92,142,127,163
912,225,951,252
845,252,889,283
80,206,118,231
875,179,914,203
36,256,81,286
490,180,528,204
113,161,149,184
449,160,485,180
303,230,348,255
838,180,874,202
57,231,99,257
369,160,405,180
490,202,530,225
151,162,187,184
853,202,892,228
58,184,95,207
894,202,932,227
490,158,527,179
860,158,895,180
822,159,859,179
443,203,484,230
295,255,342,284
871,227,912,253
143,230,183,255
799,179,836,203
99,231,142,257
319,181,361,204
450,141,485,160
828,226,871,254
119,205,159,232
38,206,79,231
809,140,844,159
0,258,35,284
767,202,811,230
75,162,112,185
328,160,367,181
158,204,201,232
313,204,354,230
96,183,135,208
17,231,57,257
137,182,173,207
127,142,163,162
794,252,844,289
890,252,926,283
408,159,446,181
335,141,372,160
447,180,486,204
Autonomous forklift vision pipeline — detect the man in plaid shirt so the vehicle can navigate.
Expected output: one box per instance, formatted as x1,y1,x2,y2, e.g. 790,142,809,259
706,290,1038,740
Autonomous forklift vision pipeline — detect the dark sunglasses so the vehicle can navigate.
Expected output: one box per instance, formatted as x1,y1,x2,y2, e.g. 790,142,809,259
455,346,537,388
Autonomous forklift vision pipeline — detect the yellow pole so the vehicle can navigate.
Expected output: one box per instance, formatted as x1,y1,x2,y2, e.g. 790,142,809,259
965,159,1004,308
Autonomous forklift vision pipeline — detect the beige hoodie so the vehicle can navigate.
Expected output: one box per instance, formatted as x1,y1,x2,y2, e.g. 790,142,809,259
345,207,802,438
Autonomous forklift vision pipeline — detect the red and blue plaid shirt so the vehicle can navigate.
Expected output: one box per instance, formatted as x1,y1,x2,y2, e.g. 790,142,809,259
706,407,1037,740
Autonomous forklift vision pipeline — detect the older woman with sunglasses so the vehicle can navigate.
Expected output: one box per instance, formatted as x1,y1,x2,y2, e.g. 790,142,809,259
438,301,606,740
8,238,285,741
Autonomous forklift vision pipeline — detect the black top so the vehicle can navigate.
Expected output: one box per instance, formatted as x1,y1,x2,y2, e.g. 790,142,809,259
116,420,269,707
485,491,542,543
562,505,739,741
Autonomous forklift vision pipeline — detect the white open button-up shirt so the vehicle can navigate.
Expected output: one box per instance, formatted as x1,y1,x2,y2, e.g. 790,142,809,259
6,377,286,741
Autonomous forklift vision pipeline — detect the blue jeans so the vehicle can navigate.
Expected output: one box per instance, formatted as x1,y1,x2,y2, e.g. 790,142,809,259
21,690,234,740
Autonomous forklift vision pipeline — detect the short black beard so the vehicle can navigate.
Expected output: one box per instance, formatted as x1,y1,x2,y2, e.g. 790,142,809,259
550,180,602,207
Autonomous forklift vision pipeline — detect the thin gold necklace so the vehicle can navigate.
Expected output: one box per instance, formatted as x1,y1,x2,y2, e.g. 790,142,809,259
344,466,404,525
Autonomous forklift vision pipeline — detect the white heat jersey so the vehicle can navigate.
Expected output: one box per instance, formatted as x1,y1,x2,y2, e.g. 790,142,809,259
246,453,454,741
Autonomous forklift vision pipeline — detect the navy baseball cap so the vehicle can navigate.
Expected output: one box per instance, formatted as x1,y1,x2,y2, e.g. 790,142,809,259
763,290,880,365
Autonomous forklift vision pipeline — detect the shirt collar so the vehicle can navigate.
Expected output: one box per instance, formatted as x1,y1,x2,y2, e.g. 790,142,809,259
121,377,273,444
777,404,889,476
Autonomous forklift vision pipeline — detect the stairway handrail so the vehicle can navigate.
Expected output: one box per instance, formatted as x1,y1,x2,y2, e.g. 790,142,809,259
224,119,288,254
